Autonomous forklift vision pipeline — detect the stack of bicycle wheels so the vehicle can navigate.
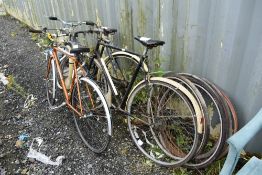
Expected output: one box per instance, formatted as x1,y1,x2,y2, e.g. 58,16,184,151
127,72,238,168
165,72,238,168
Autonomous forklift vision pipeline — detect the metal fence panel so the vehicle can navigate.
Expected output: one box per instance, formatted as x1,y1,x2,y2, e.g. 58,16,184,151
3,0,262,152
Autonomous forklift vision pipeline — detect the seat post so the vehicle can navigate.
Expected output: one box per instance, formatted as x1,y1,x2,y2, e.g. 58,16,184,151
65,57,75,89
142,47,149,58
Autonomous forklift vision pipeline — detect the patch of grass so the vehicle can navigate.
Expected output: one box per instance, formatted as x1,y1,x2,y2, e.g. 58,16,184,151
204,158,224,175
7,75,28,98
119,143,131,156
170,158,225,175
129,157,155,174
10,31,17,37
172,167,194,175
2,12,10,17
31,33,39,41
29,31,52,48
37,36,52,48
20,21,29,29
143,159,154,167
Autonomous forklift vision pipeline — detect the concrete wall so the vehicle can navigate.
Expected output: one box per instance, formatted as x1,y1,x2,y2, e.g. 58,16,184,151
3,0,262,153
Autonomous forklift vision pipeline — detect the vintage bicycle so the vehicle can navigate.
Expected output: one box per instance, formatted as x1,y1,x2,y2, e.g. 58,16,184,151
29,27,112,153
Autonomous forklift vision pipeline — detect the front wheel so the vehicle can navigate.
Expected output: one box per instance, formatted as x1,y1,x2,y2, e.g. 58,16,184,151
126,77,201,167
46,58,64,109
72,77,112,153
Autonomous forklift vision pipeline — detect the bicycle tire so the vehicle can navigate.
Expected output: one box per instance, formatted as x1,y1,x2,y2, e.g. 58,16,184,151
71,77,112,153
163,73,210,157
203,78,238,158
126,77,202,167
221,91,238,134
179,73,228,168
203,78,238,135
152,84,198,162
219,90,238,158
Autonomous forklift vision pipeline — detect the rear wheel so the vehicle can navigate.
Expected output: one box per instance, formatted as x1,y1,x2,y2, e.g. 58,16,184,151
72,77,112,153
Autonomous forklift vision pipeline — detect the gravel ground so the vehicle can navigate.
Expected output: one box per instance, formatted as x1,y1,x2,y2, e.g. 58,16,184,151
0,15,178,175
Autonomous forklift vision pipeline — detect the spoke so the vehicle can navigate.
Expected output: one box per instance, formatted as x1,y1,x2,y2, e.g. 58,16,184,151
159,90,175,111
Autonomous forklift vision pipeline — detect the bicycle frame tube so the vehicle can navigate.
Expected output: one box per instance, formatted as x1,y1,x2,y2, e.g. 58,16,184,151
48,47,85,117
119,55,147,109
98,41,142,57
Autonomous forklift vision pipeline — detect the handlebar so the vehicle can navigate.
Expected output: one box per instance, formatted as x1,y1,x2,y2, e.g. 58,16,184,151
28,27,69,39
30,17,117,44
47,16,116,36
101,27,117,34
48,16,95,27
85,21,95,26
72,26,117,40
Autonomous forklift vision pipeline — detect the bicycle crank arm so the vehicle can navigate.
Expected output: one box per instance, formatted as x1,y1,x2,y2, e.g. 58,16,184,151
49,102,66,110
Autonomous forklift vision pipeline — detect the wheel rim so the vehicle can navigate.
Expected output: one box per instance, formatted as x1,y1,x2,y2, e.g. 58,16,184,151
127,80,199,166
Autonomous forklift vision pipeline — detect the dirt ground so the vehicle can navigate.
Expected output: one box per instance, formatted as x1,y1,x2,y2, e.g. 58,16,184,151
0,15,182,175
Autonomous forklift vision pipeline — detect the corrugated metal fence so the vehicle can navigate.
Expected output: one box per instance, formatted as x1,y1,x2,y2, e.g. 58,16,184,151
2,0,262,152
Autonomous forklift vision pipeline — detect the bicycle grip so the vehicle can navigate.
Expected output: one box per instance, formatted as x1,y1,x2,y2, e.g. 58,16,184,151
85,21,95,26
102,27,117,35
28,28,42,33
49,16,58,20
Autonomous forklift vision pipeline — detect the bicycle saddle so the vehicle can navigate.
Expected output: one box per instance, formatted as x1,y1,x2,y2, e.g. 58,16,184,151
70,47,90,54
134,36,165,48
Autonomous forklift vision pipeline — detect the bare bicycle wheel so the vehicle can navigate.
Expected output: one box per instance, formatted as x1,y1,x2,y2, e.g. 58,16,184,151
126,78,201,167
163,73,210,157
203,78,238,158
179,73,229,168
71,77,112,153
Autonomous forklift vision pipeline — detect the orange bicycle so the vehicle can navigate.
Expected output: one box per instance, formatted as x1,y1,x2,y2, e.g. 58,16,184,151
29,28,112,153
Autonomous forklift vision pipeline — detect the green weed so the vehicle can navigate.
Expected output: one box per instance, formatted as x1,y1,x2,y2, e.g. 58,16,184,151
7,75,28,98
37,37,52,48
31,33,39,41
172,167,194,175
204,158,224,175
20,21,29,29
10,31,17,37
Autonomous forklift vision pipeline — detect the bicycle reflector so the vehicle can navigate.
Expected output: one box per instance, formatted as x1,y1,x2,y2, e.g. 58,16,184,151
47,33,54,41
